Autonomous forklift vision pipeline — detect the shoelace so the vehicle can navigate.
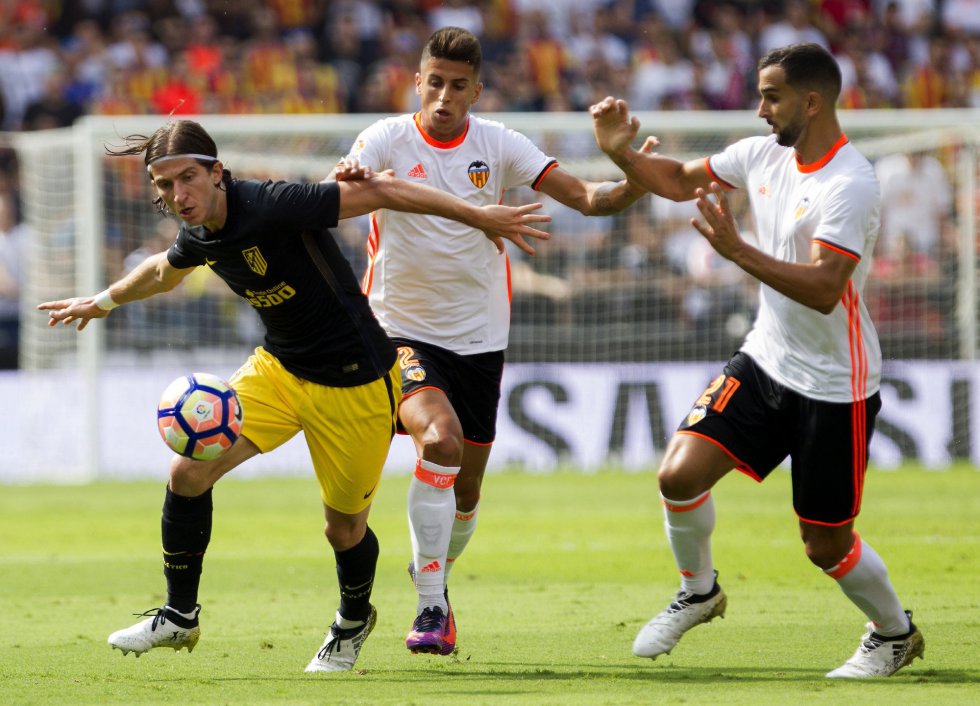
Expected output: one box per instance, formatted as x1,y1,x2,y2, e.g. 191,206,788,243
859,633,886,653
412,607,445,634
316,622,365,660
665,593,696,614
129,608,170,632
317,631,341,660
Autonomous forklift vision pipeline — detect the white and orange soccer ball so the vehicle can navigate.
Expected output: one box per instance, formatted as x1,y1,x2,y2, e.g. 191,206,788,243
156,372,243,461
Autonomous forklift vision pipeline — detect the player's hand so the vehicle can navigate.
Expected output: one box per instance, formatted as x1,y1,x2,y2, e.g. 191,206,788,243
690,182,743,261
590,96,640,157
333,156,374,182
36,296,110,331
477,202,552,256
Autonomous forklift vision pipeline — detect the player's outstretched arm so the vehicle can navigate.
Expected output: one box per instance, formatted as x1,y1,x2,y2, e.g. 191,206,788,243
537,167,645,216
37,252,194,331
336,172,551,255
590,96,710,202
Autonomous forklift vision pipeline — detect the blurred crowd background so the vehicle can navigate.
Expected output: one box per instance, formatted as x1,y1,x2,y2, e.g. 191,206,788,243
1,0,978,129
0,0,977,369
0,0,980,130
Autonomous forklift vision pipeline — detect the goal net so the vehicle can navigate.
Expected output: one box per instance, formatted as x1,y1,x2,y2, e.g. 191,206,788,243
8,110,979,479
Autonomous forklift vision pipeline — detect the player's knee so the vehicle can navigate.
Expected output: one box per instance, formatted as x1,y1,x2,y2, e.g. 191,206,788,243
801,532,852,570
168,456,215,497
323,520,363,551
419,431,464,466
657,462,698,501
803,541,836,570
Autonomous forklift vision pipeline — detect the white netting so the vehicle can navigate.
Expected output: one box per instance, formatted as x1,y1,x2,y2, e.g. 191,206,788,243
5,110,978,478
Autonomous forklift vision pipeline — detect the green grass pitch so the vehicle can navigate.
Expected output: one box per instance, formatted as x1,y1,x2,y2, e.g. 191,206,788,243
1,464,977,705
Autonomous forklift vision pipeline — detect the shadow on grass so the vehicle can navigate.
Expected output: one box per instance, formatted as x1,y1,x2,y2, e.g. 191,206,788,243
141,665,976,686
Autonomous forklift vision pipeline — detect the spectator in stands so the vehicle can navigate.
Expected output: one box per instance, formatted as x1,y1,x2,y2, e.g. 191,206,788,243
903,32,960,107
428,0,484,36
151,54,203,116
874,151,952,259
835,24,899,107
320,11,369,112
519,8,570,108
0,16,60,130
566,5,630,74
106,11,168,72
21,68,84,130
757,0,829,55
941,0,980,38
631,31,695,110
61,19,110,107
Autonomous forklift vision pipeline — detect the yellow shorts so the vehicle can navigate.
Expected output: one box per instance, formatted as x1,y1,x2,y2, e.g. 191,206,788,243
229,347,401,514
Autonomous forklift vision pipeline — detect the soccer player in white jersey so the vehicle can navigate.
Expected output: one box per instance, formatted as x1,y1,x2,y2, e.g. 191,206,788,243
333,26,645,656
591,43,924,678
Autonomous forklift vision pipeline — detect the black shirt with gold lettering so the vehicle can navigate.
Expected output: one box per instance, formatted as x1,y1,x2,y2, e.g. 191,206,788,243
167,178,395,387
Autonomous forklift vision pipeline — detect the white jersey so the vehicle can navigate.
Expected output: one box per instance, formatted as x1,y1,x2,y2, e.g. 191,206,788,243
345,113,557,354
707,134,882,403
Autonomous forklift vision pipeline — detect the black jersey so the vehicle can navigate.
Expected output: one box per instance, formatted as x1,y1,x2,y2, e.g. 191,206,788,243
166,178,395,387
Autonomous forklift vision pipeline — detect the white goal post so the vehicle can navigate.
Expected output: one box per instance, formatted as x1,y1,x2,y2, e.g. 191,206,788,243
7,109,980,480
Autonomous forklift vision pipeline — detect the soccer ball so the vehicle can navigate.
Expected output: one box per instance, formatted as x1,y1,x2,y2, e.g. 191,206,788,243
157,372,244,461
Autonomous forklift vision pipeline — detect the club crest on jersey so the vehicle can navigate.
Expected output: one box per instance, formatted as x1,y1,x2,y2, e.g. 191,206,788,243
242,246,268,276
467,161,489,189
687,406,707,426
794,196,811,220
405,365,426,383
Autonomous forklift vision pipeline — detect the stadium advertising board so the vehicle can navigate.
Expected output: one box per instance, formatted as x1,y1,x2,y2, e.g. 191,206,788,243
1,360,977,481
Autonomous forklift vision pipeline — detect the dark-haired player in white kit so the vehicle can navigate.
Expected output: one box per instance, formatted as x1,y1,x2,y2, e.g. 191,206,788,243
333,26,645,655
591,43,924,678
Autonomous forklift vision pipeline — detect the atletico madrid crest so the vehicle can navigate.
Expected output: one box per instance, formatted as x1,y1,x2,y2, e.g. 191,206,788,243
242,246,268,276
467,161,489,189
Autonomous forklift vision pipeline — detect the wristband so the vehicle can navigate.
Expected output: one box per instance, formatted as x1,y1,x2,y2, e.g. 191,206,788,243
93,288,119,311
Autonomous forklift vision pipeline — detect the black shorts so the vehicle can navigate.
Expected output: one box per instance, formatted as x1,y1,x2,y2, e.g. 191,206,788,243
391,338,504,445
678,351,881,526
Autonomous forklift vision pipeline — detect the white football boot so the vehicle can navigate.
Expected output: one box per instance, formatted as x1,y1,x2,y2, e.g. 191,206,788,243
305,605,377,673
108,605,201,657
633,573,727,659
826,611,924,678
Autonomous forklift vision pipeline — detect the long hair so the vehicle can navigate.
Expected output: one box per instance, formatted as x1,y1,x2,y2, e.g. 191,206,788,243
106,120,227,215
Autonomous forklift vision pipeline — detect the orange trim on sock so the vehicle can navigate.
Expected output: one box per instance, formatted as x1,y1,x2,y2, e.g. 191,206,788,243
825,532,862,579
661,492,711,513
454,508,477,521
414,461,457,489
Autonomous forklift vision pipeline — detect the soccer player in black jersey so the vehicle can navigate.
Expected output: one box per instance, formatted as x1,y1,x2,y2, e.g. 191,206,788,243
37,119,549,672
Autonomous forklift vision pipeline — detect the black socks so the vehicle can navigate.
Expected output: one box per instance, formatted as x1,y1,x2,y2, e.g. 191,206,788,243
335,526,379,623
161,486,213,614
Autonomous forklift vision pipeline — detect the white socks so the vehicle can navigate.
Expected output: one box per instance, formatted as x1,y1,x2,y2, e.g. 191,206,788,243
662,490,716,595
445,504,479,581
825,532,910,636
408,459,459,613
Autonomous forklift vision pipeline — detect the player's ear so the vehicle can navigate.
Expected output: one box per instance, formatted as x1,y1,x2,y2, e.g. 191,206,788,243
471,81,483,106
805,90,822,117
415,72,422,95
211,160,223,186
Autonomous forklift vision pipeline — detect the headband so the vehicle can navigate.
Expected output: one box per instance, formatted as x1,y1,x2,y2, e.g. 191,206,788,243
146,153,218,169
